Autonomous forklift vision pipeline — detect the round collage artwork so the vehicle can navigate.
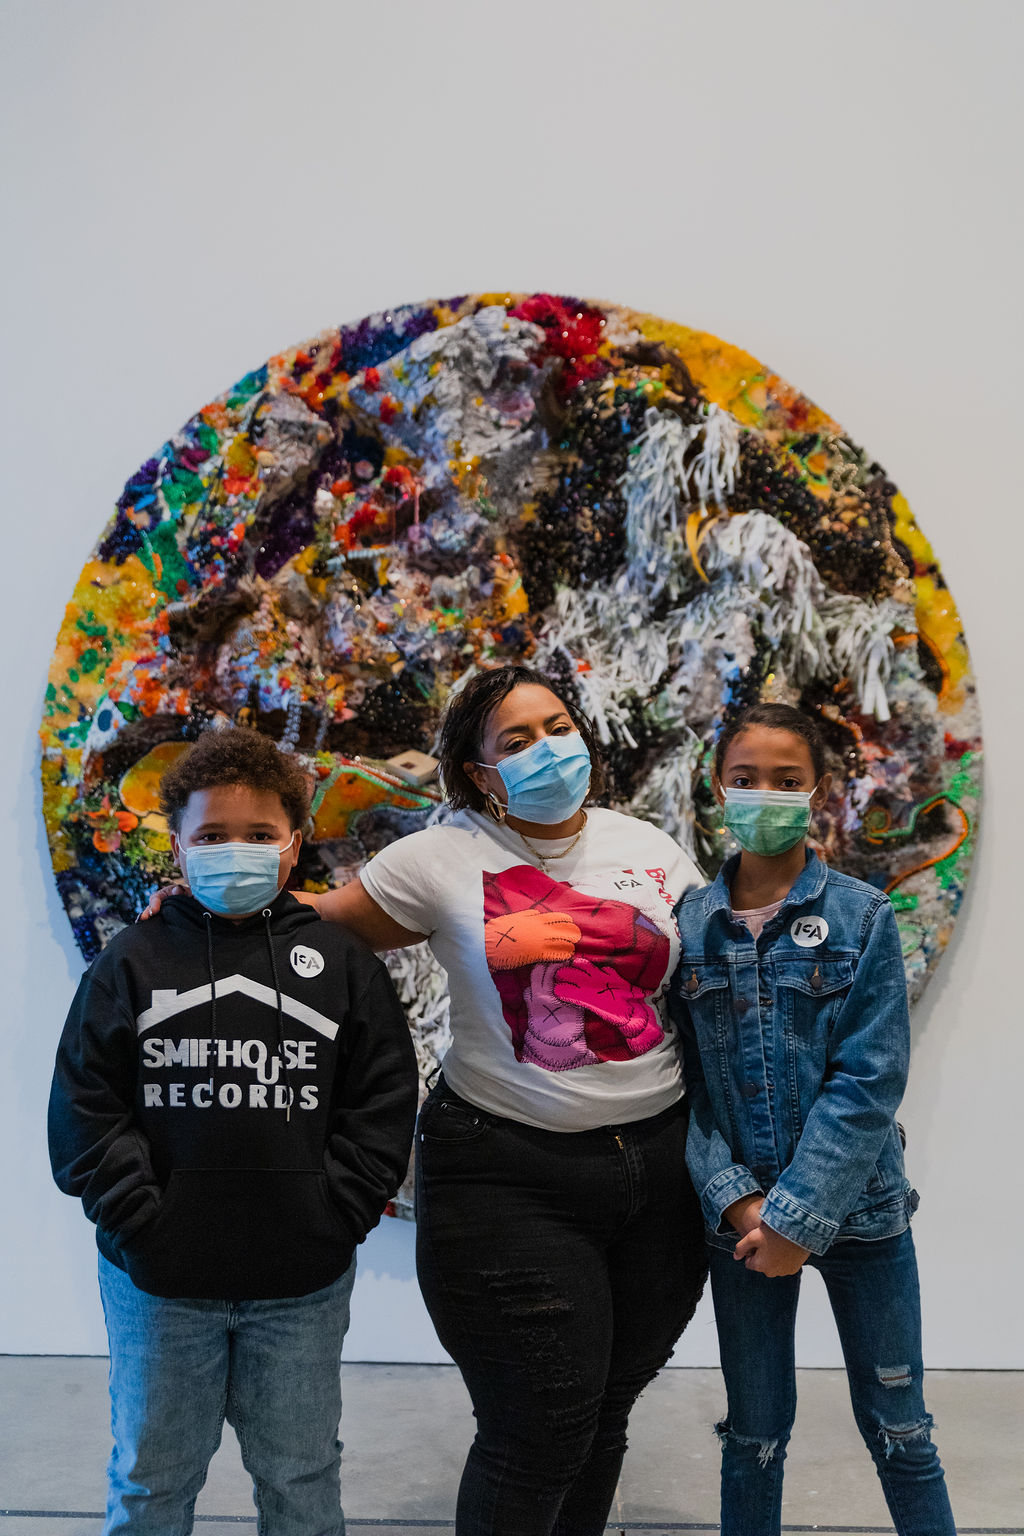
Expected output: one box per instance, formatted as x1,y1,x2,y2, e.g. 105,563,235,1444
40,292,982,1211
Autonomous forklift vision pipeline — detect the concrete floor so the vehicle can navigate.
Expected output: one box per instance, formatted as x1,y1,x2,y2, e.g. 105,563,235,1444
0,1359,1019,1534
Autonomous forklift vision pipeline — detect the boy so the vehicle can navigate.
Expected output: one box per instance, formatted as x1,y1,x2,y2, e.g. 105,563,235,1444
49,727,418,1536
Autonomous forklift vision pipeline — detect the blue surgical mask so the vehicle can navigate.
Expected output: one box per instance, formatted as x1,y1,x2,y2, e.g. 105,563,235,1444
183,838,295,916
723,787,815,857
479,733,592,825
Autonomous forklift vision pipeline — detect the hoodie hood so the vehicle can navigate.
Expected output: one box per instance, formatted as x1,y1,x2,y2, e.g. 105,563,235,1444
159,887,323,938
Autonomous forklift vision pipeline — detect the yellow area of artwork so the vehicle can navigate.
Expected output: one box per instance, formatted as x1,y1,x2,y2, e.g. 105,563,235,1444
629,311,841,436
46,555,157,718
890,492,969,702
119,742,192,826
311,765,433,841
41,758,78,869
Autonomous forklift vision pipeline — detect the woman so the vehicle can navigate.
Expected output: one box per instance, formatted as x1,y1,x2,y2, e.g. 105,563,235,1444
148,665,708,1536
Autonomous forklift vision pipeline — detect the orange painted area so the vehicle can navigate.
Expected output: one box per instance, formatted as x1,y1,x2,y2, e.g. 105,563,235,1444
312,764,433,841
119,742,192,821
491,559,530,619
686,510,711,582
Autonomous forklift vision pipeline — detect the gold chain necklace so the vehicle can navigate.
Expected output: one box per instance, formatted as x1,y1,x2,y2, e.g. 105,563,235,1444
517,811,588,866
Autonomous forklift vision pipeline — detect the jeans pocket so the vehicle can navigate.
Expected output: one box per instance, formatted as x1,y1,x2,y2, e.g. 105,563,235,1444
418,1095,491,1144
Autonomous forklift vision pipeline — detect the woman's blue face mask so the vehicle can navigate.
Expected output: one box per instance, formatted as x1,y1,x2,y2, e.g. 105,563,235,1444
477,733,591,825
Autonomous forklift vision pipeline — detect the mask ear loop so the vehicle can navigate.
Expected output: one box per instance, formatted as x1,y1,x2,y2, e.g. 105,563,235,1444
472,759,509,824
807,779,828,853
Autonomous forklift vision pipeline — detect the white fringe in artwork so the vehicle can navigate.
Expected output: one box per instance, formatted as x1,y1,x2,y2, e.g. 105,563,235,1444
626,730,707,856
534,584,670,745
619,408,702,600
688,404,742,511
822,595,904,723
617,405,743,601
701,512,828,685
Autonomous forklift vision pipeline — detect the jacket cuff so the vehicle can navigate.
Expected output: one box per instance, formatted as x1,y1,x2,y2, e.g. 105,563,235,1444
761,1186,838,1256
702,1165,763,1234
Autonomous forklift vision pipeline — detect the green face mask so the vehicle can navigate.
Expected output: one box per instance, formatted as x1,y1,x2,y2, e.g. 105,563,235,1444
722,787,814,856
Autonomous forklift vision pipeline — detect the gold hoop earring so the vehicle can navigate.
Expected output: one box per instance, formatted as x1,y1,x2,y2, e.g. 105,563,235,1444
485,791,507,825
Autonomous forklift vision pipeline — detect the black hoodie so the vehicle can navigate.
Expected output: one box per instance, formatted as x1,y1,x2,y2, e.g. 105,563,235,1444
48,891,418,1300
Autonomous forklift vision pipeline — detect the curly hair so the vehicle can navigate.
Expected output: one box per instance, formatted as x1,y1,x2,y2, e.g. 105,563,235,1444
713,703,827,783
159,728,312,832
437,665,606,812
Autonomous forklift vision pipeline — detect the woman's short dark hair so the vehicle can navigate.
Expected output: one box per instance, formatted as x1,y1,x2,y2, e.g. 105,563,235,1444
159,727,312,832
437,665,606,812
713,703,827,782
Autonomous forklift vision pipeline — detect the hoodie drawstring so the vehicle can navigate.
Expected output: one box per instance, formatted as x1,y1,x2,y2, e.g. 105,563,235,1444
200,906,293,1122
205,912,218,1105
264,909,293,1122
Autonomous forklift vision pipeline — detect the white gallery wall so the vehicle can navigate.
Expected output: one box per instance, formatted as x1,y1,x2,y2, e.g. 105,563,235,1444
1,0,1021,1367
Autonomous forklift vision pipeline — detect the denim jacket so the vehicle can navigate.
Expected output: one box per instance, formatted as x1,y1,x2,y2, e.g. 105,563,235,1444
670,850,917,1255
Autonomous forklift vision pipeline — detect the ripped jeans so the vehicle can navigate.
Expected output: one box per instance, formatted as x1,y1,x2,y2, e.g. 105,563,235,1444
709,1228,956,1536
415,1080,707,1536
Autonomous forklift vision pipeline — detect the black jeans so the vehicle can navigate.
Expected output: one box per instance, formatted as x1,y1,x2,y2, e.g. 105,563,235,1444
415,1079,708,1536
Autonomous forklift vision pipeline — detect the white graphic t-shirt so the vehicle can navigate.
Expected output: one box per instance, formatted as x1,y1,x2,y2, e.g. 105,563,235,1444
360,808,703,1131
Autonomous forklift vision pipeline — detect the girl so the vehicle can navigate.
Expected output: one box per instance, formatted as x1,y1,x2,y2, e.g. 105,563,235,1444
672,702,956,1536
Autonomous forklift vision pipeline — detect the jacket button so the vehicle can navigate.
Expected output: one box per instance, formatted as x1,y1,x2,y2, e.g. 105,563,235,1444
685,970,699,994
740,1082,761,1098
735,997,749,1015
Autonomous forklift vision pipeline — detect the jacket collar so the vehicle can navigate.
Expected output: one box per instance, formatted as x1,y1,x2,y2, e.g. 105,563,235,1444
705,847,829,922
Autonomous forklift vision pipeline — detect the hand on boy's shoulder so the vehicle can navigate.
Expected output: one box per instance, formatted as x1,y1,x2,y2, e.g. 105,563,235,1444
137,883,188,920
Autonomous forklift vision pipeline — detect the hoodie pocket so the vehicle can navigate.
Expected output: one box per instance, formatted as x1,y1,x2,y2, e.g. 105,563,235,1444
120,1167,355,1301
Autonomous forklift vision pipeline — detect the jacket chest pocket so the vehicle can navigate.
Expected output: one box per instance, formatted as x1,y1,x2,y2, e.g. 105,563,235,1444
674,962,731,1035
776,958,854,1039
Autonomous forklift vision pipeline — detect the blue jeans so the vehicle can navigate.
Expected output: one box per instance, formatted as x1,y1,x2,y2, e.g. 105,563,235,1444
97,1253,356,1535
709,1228,956,1536
415,1080,708,1536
